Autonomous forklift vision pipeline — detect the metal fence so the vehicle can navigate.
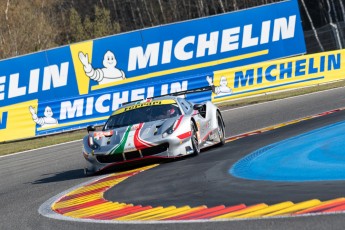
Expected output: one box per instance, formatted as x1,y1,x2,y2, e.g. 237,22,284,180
305,22,345,53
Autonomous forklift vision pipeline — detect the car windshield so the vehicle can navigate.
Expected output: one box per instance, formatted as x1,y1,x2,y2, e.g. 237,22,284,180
103,103,181,130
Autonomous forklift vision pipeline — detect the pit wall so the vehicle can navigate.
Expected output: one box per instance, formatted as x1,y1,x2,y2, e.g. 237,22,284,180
0,0,306,142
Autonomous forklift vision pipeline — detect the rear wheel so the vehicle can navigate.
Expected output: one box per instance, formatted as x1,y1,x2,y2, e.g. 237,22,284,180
191,121,200,155
217,112,225,146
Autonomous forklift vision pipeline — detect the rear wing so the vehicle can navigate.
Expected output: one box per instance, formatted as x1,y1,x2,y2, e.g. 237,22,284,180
122,86,212,106
169,86,212,97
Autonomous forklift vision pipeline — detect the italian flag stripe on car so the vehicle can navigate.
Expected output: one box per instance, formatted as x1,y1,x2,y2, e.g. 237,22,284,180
109,126,132,155
134,123,154,150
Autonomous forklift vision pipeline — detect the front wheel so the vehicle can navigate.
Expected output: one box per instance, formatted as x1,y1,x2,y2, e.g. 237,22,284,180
191,121,200,156
217,112,225,146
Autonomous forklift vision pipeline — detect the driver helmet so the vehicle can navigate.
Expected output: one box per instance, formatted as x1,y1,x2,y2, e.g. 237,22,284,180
167,107,176,117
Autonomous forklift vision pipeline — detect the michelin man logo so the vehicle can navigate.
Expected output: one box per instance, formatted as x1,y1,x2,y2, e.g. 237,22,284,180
29,106,58,127
79,50,126,85
206,76,232,96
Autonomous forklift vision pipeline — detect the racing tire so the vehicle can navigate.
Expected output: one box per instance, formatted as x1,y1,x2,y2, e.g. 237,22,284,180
191,121,200,156
216,112,225,146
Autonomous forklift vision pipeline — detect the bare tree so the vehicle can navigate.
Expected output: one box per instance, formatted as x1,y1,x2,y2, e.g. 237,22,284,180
142,0,153,27
300,0,325,52
234,0,239,11
157,0,166,23
4,0,17,56
218,0,226,13
151,1,159,24
338,0,345,21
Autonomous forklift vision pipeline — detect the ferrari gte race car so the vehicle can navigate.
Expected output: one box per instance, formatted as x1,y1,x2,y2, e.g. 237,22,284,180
82,91,225,175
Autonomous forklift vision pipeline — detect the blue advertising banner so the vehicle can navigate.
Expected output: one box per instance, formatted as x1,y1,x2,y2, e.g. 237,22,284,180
0,0,305,141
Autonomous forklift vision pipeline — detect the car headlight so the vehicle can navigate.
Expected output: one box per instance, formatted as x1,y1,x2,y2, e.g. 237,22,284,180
88,136,99,150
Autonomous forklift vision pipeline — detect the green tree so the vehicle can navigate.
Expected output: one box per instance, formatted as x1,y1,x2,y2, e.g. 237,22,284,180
68,8,85,43
83,16,94,41
93,6,113,38
0,0,56,59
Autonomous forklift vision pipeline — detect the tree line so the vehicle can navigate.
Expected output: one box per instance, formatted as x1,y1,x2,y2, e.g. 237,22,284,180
1,0,344,60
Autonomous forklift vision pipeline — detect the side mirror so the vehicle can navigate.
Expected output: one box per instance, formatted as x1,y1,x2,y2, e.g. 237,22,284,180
193,104,206,118
193,104,203,110
87,125,96,133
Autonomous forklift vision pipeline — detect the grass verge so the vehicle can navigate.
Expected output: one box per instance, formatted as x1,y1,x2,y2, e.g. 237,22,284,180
216,80,345,109
1,80,345,156
1,130,86,156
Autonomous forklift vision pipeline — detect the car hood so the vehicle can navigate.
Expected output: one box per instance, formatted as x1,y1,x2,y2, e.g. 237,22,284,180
88,117,178,155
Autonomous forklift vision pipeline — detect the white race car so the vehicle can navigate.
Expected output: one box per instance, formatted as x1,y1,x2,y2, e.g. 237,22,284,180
82,89,225,175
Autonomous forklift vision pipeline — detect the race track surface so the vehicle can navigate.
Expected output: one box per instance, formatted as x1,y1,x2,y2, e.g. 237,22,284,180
105,108,345,207
2,87,345,230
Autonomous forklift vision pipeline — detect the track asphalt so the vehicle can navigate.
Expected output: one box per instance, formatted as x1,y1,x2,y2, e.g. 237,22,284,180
2,87,345,229
105,108,345,207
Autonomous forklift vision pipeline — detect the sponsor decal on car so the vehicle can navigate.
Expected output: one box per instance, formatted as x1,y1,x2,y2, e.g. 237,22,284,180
114,99,176,115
